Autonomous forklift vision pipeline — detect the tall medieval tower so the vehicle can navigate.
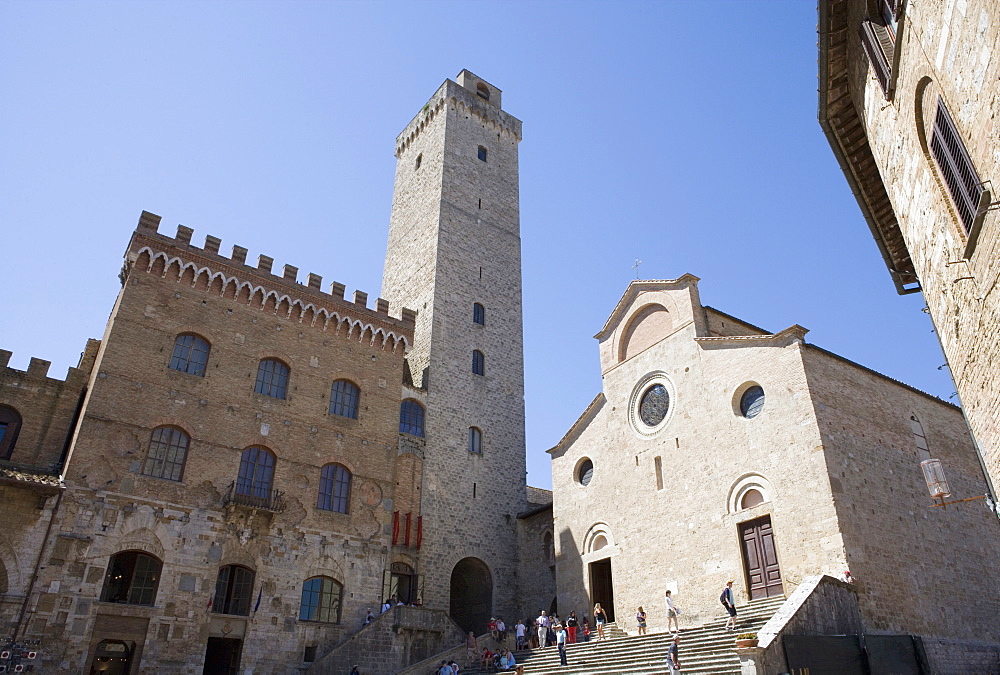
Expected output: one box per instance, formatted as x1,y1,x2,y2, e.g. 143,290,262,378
381,70,527,630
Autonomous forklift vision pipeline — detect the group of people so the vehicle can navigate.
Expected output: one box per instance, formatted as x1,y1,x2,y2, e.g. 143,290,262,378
450,580,740,674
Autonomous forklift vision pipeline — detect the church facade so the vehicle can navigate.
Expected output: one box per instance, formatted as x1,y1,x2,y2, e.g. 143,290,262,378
0,71,552,674
549,276,1000,670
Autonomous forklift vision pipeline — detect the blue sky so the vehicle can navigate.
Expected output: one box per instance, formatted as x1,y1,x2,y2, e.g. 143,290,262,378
1,1,952,490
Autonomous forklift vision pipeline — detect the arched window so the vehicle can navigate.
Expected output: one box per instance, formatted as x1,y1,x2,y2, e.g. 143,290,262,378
329,380,360,419
168,334,210,376
237,447,275,500
0,405,23,460
299,576,343,623
399,400,425,437
141,426,189,481
255,359,290,399
213,565,254,616
476,82,490,101
468,427,482,454
318,464,351,513
100,551,162,606
543,531,554,563
472,350,485,376
473,303,485,326
415,153,422,170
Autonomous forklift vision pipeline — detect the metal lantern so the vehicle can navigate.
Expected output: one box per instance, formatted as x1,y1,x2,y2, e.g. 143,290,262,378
921,458,952,499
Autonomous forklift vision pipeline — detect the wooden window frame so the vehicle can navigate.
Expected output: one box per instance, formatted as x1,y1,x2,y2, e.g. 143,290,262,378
318,463,352,514
141,426,190,481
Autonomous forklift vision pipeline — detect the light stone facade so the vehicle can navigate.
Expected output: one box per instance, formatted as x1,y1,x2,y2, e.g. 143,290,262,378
819,0,1000,503
0,71,551,675
548,276,1000,668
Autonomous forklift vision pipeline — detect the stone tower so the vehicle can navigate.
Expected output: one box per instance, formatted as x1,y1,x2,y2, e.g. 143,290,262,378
381,70,527,631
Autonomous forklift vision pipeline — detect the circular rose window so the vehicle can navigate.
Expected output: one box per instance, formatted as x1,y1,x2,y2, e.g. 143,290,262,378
639,384,670,427
628,372,676,438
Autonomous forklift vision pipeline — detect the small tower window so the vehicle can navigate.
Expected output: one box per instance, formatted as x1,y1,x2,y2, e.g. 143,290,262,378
472,350,485,376
473,303,485,326
477,146,487,162
415,153,422,170
476,82,490,101
468,427,482,454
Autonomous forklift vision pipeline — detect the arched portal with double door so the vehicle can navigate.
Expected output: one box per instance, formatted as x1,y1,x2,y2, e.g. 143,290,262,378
449,557,492,635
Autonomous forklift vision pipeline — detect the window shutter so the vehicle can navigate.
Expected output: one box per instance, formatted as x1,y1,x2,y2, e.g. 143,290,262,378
415,575,425,606
859,21,893,98
382,569,392,604
931,97,986,234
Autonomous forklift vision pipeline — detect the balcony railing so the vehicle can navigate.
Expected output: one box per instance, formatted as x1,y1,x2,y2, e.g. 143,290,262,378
0,459,63,493
222,481,286,513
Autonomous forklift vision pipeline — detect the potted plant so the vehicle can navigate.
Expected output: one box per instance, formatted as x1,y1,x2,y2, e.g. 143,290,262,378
735,632,759,648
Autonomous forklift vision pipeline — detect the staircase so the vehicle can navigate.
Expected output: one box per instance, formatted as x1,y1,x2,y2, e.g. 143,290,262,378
485,597,785,675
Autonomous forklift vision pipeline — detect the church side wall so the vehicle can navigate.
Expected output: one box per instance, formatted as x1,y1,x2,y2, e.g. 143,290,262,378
801,346,1000,643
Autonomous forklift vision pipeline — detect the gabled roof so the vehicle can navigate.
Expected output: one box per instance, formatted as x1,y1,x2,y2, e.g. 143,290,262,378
547,393,606,457
594,275,700,340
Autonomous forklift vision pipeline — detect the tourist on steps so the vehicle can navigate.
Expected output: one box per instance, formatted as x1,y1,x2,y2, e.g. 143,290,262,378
555,623,568,666
665,635,681,674
593,603,607,641
664,590,680,634
721,580,738,631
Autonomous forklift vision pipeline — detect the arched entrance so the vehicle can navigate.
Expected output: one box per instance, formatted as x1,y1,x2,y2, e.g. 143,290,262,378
449,557,493,634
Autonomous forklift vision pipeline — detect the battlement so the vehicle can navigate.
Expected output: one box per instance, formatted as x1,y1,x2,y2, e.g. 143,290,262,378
129,212,416,350
394,74,522,158
0,337,100,385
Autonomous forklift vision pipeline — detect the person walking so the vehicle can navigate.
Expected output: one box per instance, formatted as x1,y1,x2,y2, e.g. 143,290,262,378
515,619,527,650
721,580,738,631
664,590,680,634
593,603,607,641
666,635,681,674
465,631,478,668
555,623,568,666
535,610,549,649
636,606,647,635
565,611,578,643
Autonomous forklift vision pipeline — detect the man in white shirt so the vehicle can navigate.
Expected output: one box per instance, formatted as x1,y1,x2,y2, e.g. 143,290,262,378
535,611,549,648
496,617,507,645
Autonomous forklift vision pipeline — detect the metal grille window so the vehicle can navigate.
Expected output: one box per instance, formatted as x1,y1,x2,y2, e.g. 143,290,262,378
142,426,189,481
254,359,290,399
237,446,276,500
318,464,351,513
399,400,425,437
931,97,987,234
101,551,162,606
473,302,485,325
472,350,485,376
213,565,254,616
299,576,343,623
328,380,360,419
468,427,482,454
168,334,210,376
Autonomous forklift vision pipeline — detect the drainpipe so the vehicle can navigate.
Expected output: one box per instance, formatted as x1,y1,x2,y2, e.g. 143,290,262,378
15,489,64,638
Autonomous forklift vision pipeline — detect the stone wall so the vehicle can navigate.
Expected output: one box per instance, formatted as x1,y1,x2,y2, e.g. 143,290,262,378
19,215,414,673
820,0,1000,494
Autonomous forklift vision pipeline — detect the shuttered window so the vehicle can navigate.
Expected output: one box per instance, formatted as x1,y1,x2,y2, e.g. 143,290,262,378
931,97,987,234
859,20,894,98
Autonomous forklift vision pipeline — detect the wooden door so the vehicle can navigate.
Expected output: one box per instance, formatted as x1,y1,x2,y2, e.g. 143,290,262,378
740,516,783,600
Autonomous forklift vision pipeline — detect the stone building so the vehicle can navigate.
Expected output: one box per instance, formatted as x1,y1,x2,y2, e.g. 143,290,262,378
548,276,1000,671
0,71,553,674
818,0,1000,503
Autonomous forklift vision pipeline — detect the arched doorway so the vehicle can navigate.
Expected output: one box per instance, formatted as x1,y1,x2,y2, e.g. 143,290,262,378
449,557,493,634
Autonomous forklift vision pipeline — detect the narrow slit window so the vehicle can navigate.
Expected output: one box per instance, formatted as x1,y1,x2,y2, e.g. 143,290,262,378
477,146,487,162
